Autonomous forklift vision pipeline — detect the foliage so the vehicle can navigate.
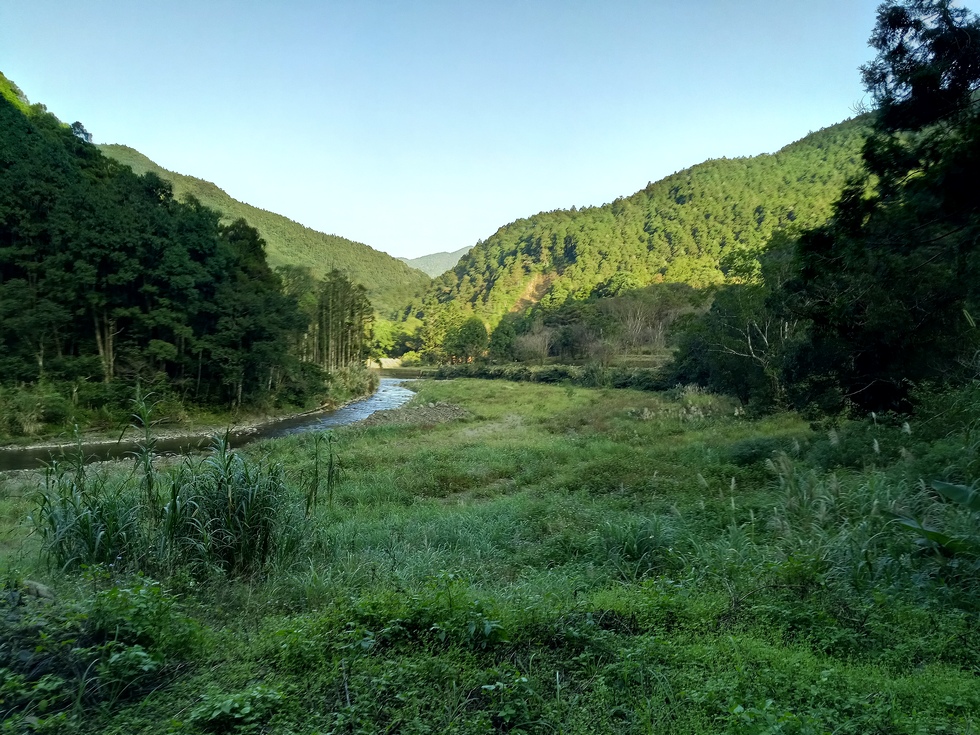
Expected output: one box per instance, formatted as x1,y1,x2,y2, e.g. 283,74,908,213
280,266,374,372
663,2,980,417
786,0,980,412
7,7,980,731
30,432,302,579
0,84,390,439
187,684,282,733
443,316,489,362
156,437,295,578
0,573,198,730
99,145,429,317
412,117,869,333
0,89,322,414
890,479,980,559
4,378,980,732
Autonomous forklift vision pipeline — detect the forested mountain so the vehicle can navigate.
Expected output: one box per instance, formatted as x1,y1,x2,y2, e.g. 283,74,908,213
0,73,381,432
399,246,472,277
418,118,870,330
99,145,429,316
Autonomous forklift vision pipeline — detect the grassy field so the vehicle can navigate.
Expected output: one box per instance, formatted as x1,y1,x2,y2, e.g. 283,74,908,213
1,379,978,734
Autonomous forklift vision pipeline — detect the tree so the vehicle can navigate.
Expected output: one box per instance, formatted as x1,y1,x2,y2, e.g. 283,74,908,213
488,315,519,361
514,321,553,364
788,0,980,412
70,121,93,143
444,317,488,362
861,0,980,133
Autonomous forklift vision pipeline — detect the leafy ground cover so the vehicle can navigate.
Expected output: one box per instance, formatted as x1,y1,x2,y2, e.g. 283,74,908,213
1,379,978,733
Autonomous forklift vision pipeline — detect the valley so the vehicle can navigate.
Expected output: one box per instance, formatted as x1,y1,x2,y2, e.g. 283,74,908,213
3,2,980,731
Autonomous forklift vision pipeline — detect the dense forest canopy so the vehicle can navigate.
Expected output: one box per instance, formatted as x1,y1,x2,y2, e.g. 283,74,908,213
410,115,870,347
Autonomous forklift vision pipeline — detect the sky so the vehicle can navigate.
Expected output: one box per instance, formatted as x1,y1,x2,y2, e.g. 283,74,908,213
2,0,884,260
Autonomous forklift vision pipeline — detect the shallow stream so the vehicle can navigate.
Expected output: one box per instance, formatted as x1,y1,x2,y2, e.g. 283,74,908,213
0,378,415,472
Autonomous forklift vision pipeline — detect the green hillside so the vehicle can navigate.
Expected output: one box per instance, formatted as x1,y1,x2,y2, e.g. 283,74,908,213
399,246,472,277
0,72,30,114
99,144,430,316
421,117,870,326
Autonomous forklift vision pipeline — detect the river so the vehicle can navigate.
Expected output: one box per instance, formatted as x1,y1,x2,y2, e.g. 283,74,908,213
0,378,415,472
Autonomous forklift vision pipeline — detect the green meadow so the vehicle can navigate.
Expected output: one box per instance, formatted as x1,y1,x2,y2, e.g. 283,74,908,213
2,378,978,734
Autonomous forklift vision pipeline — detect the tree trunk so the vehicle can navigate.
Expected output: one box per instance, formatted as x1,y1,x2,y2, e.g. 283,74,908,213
93,310,117,383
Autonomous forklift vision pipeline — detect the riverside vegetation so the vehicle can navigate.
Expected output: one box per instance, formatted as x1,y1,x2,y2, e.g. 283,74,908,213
1,378,979,733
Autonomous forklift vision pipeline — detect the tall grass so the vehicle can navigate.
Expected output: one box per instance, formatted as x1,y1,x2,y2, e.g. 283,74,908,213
31,458,141,571
31,429,303,579
160,437,298,577
11,378,980,733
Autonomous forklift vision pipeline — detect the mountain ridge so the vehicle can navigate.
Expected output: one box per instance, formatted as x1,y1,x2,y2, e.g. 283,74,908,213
399,246,472,277
98,144,430,316
419,116,871,327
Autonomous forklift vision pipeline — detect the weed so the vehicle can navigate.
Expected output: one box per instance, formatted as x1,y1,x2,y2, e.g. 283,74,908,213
187,684,282,732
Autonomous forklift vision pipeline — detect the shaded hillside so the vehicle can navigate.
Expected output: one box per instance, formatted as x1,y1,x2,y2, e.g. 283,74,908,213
100,145,430,315
421,117,870,326
399,246,472,277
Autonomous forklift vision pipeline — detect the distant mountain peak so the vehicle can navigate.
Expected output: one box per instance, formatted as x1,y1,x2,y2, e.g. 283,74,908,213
398,246,473,277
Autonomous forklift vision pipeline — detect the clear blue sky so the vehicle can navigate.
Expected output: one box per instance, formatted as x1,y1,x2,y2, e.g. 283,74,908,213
2,0,882,259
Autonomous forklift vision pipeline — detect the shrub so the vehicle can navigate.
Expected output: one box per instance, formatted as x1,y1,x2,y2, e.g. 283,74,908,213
188,684,283,733
727,436,787,466
0,573,199,727
31,461,141,571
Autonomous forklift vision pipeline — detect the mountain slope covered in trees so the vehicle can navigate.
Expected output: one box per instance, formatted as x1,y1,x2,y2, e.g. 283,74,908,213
399,246,472,277
0,76,308,412
99,144,430,316
0,72,384,437
419,117,870,329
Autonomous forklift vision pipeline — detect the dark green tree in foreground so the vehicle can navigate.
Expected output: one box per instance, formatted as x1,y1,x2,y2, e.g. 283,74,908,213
786,0,980,412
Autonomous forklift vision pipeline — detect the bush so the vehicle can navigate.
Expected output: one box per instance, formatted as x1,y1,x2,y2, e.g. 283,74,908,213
0,573,199,727
188,684,282,733
400,350,423,367
727,436,787,466
31,435,304,579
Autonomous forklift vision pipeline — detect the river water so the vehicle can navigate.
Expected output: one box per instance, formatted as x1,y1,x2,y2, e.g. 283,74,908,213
0,378,416,472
